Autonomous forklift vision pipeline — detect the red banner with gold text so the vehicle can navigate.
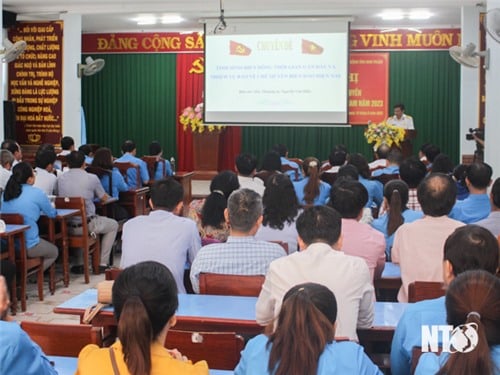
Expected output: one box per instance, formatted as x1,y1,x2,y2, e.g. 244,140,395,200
8,21,63,145
348,52,389,125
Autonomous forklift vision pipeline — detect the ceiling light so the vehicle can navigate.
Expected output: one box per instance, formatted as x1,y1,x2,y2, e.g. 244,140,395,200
380,11,404,20
135,15,156,25
161,15,183,24
409,11,432,20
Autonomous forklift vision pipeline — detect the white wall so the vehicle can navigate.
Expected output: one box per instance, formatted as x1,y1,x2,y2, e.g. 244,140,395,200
485,0,500,180
459,6,481,159
60,13,82,146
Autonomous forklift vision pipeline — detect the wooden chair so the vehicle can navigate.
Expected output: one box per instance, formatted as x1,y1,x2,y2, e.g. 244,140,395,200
408,281,445,303
199,273,265,297
1,213,55,311
105,267,122,280
21,321,103,357
56,154,68,169
86,166,113,194
114,161,141,188
141,155,167,181
55,197,100,284
372,173,400,186
320,161,331,173
165,330,244,370
320,171,338,186
281,163,300,181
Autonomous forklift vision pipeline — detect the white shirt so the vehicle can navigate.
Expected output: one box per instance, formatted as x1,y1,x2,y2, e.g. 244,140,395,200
120,210,201,294
0,166,11,190
34,167,57,196
386,114,414,130
255,219,299,254
237,175,265,196
256,242,374,340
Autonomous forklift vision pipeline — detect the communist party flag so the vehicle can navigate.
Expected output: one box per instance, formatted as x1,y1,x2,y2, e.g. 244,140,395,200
302,39,324,54
230,40,252,56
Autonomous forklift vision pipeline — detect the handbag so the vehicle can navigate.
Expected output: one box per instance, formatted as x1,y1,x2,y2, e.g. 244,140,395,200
82,280,114,324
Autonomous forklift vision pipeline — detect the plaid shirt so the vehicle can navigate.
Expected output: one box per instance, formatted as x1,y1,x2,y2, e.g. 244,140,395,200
189,236,287,293
407,188,422,211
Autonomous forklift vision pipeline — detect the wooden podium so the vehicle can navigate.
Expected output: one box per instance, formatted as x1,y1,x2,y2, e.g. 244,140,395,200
192,132,221,180
400,129,417,158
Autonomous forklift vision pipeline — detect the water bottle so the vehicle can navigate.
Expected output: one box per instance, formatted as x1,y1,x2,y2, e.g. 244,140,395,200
170,157,176,175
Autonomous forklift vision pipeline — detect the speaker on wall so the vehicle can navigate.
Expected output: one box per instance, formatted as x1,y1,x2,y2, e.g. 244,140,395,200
2,11,17,28
4,100,17,140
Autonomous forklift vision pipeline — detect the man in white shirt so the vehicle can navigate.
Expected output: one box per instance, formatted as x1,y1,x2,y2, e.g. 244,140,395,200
0,150,14,190
235,153,265,196
256,205,374,341
0,140,22,167
386,103,414,130
34,150,57,196
121,178,201,293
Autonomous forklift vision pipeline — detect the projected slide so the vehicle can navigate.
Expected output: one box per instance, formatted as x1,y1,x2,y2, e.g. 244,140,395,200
205,26,349,125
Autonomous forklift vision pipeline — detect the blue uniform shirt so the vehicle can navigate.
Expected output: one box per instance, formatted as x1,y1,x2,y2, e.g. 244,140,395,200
153,159,173,181
235,334,382,375
449,193,491,224
280,157,304,181
115,153,149,189
100,167,129,198
391,297,446,375
372,165,400,177
293,177,331,206
2,184,57,249
0,321,57,375
359,177,383,208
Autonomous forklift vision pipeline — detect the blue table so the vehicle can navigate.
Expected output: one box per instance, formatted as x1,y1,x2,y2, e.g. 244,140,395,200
48,355,233,375
381,262,401,278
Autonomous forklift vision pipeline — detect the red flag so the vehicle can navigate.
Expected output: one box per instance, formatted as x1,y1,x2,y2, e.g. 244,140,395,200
230,40,252,56
302,39,324,55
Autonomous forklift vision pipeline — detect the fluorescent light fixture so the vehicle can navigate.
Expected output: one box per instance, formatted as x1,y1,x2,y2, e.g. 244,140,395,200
135,14,156,25
409,10,432,20
161,15,183,24
379,10,404,20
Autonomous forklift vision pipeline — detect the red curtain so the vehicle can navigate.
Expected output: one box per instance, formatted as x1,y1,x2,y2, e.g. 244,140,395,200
175,54,241,172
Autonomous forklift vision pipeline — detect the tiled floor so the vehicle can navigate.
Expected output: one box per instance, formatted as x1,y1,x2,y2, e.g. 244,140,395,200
11,179,211,324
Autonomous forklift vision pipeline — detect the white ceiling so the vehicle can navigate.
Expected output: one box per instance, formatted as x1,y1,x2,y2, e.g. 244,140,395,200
3,0,482,33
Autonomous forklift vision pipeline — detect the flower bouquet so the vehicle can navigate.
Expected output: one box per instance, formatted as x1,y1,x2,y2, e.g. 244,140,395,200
179,103,225,134
364,121,405,150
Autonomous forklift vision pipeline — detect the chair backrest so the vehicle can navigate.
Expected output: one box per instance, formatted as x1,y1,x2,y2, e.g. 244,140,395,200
320,171,338,186
408,281,445,303
86,166,113,194
114,161,141,188
1,213,24,225
199,273,265,297
56,154,68,169
54,197,89,235
281,163,299,181
141,155,167,181
372,173,400,186
105,268,123,280
165,330,244,370
21,321,103,356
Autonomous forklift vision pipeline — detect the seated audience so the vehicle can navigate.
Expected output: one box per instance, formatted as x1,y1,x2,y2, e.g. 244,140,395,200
293,157,331,206
429,153,454,175
0,276,57,375
449,162,492,224
323,144,349,172
371,180,423,260
272,143,304,181
348,153,383,210
328,179,385,281
91,147,129,199
391,225,499,375
121,178,201,293
415,270,500,375
476,177,500,237
115,140,149,189
452,163,469,200
236,283,381,375
255,173,300,253
0,149,14,190
188,170,239,242
58,136,75,156
235,153,265,196
256,205,374,341
421,143,441,169
57,151,118,273
78,144,94,166
368,143,390,171
1,139,22,167
372,149,402,177
392,173,463,302
190,188,286,293
76,261,209,374
399,156,427,211
33,149,57,196
2,162,58,271
255,150,282,186
148,140,172,180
